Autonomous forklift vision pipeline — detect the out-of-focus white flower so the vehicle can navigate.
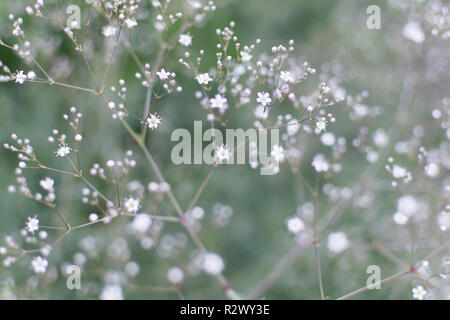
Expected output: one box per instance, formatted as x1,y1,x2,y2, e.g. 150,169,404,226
102,25,117,37
167,267,184,284
31,256,48,273
271,144,285,162
286,216,304,234
215,144,230,162
130,214,152,233
412,285,427,300
100,284,124,300
202,252,225,275
39,177,54,191
311,154,329,172
403,21,425,44
327,231,349,254
178,34,192,46
125,18,137,29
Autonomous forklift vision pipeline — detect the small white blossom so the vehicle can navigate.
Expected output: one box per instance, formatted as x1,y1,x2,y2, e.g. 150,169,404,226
102,25,117,37
14,70,26,84
311,154,329,172
55,144,71,157
240,51,252,62
202,252,225,275
125,18,137,29
412,285,427,300
271,144,285,162
26,216,39,233
196,73,212,85
280,71,294,83
31,256,48,274
156,69,170,80
130,214,152,233
124,197,140,213
316,119,327,132
167,267,184,284
146,113,161,130
256,91,272,107
100,284,124,300
215,144,230,162
178,34,192,47
286,216,304,234
327,231,349,254
39,177,54,191
210,94,228,111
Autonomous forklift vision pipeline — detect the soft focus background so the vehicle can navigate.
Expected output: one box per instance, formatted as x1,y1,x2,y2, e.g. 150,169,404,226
0,0,448,299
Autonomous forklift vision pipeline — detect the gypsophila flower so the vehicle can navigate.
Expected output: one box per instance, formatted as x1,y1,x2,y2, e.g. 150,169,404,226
178,34,192,46
240,51,252,62
125,18,138,29
196,73,212,85
31,256,48,274
316,119,327,132
286,216,304,234
202,252,225,275
100,284,124,300
215,144,230,162
412,285,427,300
280,71,294,83
130,214,152,233
14,70,26,84
271,144,285,162
26,216,39,233
102,25,117,37
167,267,184,284
124,197,140,213
55,144,71,157
210,94,228,110
39,177,54,191
327,231,349,254
256,91,272,107
311,154,329,172
156,69,170,80
146,113,161,130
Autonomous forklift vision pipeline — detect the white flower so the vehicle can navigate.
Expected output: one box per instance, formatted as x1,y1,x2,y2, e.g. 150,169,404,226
125,18,137,29
26,216,39,233
256,91,272,107
321,132,335,146
102,25,117,37
39,177,54,191
271,144,285,162
210,94,228,111
393,212,408,225
124,197,140,213
156,69,170,80
100,284,124,300
311,154,329,172
55,144,71,157
196,73,212,85
437,211,449,231
280,71,294,83
397,195,419,217
27,71,36,80
14,70,26,84
412,285,427,300
286,216,304,234
316,119,327,132
167,267,184,284
327,231,349,254
178,34,192,46
240,51,252,62
425,163,439,178
215,144,230,162
31,256,48,274
130,214,152,233
146,113,161,130
254,105,269,120
403,21,425,44
373,129,389,147
202,252,225,275
392,164,407,179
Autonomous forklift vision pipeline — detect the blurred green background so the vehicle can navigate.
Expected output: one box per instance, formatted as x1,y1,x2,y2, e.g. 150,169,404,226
0,0,448,299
